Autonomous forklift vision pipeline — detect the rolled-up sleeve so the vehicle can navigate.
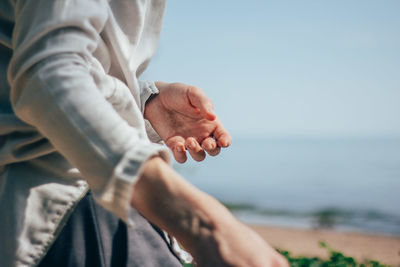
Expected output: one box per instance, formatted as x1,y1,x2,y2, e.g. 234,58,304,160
8,0,170,224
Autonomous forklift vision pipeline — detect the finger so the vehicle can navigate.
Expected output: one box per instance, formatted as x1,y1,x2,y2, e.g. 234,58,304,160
165,136,187,163
213,124,232,148
187,86,216,121
201,137,221,157
185,137,206,162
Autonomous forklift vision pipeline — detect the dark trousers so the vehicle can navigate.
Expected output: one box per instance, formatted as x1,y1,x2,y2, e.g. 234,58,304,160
39,191,183,267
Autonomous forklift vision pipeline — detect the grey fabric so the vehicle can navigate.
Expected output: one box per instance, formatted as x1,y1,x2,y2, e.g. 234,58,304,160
39,191,183,267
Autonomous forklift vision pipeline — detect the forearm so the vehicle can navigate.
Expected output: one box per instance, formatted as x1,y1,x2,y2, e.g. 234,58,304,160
132,157,289,267
131,157,233,253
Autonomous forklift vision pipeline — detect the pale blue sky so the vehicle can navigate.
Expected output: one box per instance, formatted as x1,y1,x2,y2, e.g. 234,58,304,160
142,1,400,138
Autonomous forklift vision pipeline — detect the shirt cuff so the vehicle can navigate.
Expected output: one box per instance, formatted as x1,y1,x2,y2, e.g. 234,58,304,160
93,141,171,226
139,80,159,114
139,80,163,143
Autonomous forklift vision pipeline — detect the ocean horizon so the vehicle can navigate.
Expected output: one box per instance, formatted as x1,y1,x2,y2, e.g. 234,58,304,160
174,136,400,236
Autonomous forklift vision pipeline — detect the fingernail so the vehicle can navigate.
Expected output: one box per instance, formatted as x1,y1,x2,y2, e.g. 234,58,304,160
176,146,183,152
207,109,216,118
190,140,199,150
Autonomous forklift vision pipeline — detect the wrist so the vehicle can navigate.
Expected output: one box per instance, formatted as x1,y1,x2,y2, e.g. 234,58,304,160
143,93,159,121
144,81,168,121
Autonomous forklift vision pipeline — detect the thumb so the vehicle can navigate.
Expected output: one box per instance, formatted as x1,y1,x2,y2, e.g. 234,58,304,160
187,86,216,121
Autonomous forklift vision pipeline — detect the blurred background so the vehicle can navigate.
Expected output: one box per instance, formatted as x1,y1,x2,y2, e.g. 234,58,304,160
142,1,400,236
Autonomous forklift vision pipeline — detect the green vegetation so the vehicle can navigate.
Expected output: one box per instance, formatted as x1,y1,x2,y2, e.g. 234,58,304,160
278,242,390,267
181,242,390,267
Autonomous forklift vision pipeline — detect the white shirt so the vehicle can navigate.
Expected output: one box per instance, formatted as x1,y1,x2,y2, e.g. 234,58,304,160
0,0,173,266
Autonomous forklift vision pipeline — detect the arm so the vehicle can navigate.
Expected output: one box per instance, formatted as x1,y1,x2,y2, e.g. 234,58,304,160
9,0,169,223
132,157,289,267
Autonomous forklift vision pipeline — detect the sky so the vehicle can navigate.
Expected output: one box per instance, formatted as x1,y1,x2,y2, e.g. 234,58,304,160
142,1,400,138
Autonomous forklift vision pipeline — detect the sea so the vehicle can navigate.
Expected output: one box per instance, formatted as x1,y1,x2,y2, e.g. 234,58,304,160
174,137,400,236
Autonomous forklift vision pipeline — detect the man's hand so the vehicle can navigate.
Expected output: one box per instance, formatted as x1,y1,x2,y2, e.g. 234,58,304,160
144,82,232,163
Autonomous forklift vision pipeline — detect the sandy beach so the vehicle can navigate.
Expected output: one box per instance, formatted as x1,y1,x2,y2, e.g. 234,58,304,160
251,225,400,266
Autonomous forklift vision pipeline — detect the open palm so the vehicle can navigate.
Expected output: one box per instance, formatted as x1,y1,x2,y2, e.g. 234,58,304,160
144,82,232,163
